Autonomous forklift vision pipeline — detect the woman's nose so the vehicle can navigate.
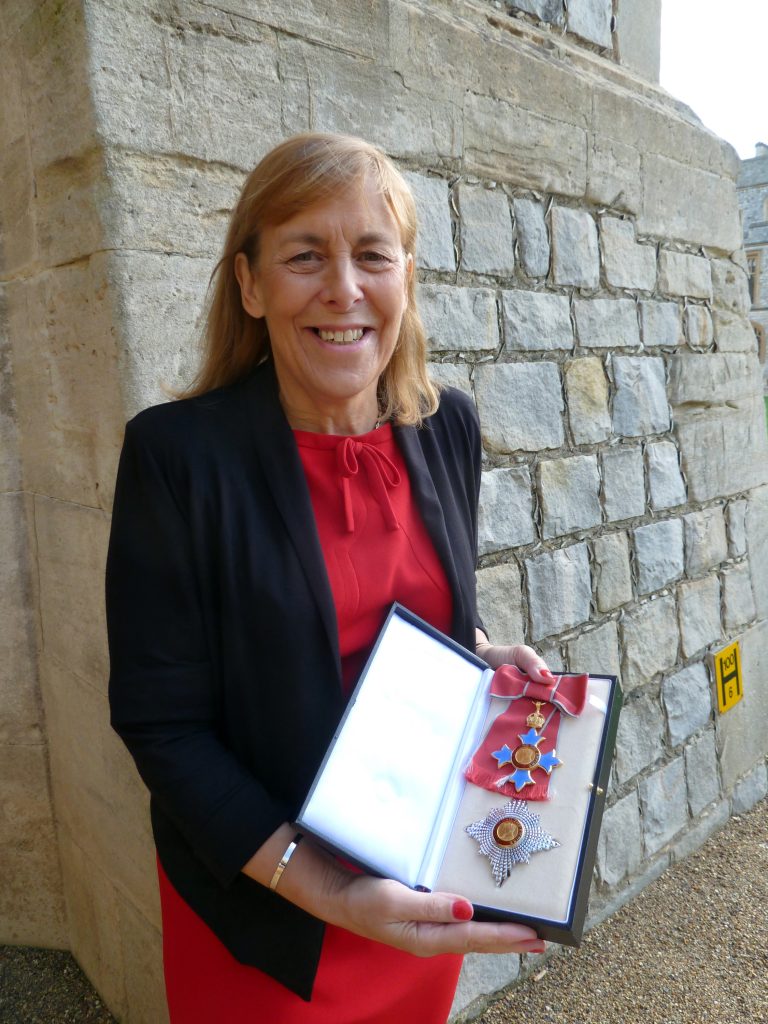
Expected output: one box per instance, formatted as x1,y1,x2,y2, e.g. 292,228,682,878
320,258,364,306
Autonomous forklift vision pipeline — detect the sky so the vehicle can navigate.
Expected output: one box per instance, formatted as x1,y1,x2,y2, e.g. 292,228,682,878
659,0,768,160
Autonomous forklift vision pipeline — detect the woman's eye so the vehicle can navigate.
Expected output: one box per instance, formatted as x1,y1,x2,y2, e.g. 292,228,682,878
287,251,321,265
358,251,389,265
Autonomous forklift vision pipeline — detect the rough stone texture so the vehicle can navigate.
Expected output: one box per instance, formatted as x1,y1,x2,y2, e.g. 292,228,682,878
730,761,768,814
474,363,564,453
502,290,572,351
746,485,768,619
592,531,633,612
710,257,751,316
658,251,713,300
427,362,472,394
476,563,525,648
717,621,768,791
683,507,728,576
458,185,515,276
526,544,591,640
661,662,713,748
621,595,679,692
574,297,639,349
612,356,670,437
402,172,455,272
639,759,689,855
600,216,656,291
684,730,720,816
614,693,665,785
551,207,599,289
677,576,722,659
726,499,748,558
510,0,564,24
565,619,621,677
451,951,520,1021
564,357,611,444
714,310,759,353
684,305,714,349
596,791,643,886
646,441,686,510
538,455,601,538
478,467,535,554
601,446,646,522
513,198,549,278
633,518,685,595
722,561,757,632
567,0,612,47
640,300,683,347
419,284,500,353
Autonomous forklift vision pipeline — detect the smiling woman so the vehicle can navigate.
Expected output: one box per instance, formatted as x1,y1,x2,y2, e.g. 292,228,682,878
106,133,553,1024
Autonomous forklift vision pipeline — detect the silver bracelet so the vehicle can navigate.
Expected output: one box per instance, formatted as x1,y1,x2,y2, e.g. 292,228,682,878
269,834,303,891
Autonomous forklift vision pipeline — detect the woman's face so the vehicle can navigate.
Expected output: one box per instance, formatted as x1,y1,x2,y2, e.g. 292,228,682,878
235,176,412,432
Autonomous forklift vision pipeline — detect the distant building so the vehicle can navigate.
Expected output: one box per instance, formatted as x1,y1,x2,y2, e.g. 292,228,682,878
738,143,768,386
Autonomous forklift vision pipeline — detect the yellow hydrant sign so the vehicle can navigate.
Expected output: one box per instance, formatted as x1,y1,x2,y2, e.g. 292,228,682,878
713,640,743,714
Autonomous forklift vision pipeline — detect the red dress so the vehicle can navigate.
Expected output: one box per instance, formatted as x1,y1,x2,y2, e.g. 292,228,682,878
159,423,463,1022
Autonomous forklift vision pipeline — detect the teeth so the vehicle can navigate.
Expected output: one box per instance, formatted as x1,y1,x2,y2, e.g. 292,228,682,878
318,328,364,344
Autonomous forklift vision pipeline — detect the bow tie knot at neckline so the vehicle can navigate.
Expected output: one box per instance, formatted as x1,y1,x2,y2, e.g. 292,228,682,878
336,436,402,533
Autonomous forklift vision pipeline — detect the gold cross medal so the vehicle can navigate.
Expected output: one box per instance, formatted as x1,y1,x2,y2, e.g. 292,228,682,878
465,799,560,886
491,703,563,792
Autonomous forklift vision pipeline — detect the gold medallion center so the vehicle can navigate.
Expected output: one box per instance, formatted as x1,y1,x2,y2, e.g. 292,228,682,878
493,817,525,848
512,744,540,769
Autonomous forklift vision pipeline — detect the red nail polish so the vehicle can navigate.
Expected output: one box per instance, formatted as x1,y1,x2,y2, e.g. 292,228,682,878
452,899,473,921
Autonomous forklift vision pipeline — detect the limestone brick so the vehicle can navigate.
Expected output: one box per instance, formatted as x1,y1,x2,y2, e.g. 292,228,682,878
538,455,601,538
574,298,640,349
502,290,572,352
661,662,712,748
671,801,730,862
402,173,455,273
586,135,642,213
564,357,611,444
513,198,550,279
599,216,656,291
668,351,759,407
683,507,728,576
714,310,759,353
611,356,670,437
474,363,564,453
639,759,689,855
717,620,768,790
746,485,768,619
592,531,633,612
726,499,748,558
566,619,621,678
684,305,713,349
478,467,536,555
427,363,472,395
657,251,713,300
596,791,643,887
640,301,683,347
731,761,768,814
567,0,612,47
119,892,168,1024
525,544,591,641
511,0,564,23
722,562,756,632
710,258,751,316
419,285,500,353
551,207,599,289
633,518,684,595
476,562,525,646
621,595,679,692
684,730,720,817
601,446,645,522
646,441,686,511
614,694,665,785
457,185,514,276
677,576,722,658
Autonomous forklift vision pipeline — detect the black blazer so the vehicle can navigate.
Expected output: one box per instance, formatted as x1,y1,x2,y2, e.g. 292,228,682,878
106,360,483,1000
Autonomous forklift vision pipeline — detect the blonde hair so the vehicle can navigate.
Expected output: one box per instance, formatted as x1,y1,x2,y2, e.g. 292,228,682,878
185,133,439,425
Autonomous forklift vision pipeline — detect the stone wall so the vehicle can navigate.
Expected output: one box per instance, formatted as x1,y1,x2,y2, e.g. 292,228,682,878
2,1,767,1022
737,146,768,383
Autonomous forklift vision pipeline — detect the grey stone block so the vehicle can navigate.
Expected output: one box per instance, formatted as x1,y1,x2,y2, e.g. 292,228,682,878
662,662,713,747
671,800,729,862
478,467,535,555
564,357,611,444
684,305,713,349
640,300,683,347
721,562,756,631
419,285,500,353
427,363,472,395
475,363,564,454
634,519,684,595
596,790,642,886
451,952,521,1020
726,499,748,558
639,759,689,855
513,198,550,278
574,297,639,349
476,562,525,646
600,216,656,291
710,257,751,316
668,351,758,406
586,134,642,214
511,0,564,23
567,0,612,47
566,619,621,677
593,531,633,612
612,356,670,437
684,729,720,816
714,310,759,353
551,207,599,289
678,576,722,658
457,185,515,276
539,455,601,539
614,694,665,785
621,595,679,692
526,543,591,640
658,251,713,300
646,441,686,511
402,172,455,272
502,290,572,351
718,620,768,790
601,446,645,522
731,761,768,814
683,507,728,576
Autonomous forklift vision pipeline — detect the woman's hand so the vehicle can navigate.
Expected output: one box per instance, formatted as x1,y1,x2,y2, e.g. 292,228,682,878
475,630,554,683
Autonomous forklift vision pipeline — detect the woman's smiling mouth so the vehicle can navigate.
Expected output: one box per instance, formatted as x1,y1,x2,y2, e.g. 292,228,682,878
314,327,367,344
